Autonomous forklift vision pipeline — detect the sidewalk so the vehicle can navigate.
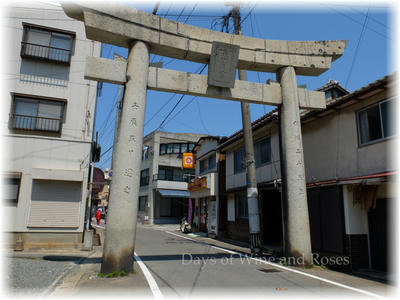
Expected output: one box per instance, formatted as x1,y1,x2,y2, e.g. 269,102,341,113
8,229,153,298
50,243,152,298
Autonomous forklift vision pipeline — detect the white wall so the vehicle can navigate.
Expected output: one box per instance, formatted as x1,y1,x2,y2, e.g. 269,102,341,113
342,185,369,235
225,125,281,191
303,90,396,183
3,2,101,234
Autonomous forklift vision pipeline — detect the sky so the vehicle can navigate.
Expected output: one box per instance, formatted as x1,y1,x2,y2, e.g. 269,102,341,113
94,0,395,170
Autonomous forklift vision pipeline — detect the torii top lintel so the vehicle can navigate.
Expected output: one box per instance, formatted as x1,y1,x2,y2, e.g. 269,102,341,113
62,2,347,76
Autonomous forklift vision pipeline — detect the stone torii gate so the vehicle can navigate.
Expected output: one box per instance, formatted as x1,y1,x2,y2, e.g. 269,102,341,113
62,2,346,273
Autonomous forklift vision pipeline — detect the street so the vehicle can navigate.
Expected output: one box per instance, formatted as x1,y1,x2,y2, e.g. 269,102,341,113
134,225,391,298
5,224,392,298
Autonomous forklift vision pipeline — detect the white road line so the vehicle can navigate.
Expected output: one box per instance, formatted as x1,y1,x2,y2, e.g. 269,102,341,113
134,252,164,299
211,245,237,255
166,230,196,241
163,230,386,299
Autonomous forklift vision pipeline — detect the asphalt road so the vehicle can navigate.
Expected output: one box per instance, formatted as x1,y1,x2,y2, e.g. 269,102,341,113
134,226,390,299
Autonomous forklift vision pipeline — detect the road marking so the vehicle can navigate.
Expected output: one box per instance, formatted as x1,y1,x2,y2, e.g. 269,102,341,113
165,230,196,241
134,252,164,299
211,245,237,255
164,230,386,299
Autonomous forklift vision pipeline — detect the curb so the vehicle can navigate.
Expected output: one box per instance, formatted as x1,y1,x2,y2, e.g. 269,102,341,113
48,246,103,296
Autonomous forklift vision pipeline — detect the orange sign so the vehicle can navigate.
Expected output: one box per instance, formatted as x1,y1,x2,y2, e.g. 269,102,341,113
188,177,207,192
182,152,195,169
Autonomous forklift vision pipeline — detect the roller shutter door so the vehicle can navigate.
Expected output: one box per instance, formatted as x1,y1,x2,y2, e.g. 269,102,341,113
28,179,82,228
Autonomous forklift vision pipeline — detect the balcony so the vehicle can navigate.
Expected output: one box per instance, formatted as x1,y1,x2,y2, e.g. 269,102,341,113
152,173,195,183
21,42,71,65
9,114,61,133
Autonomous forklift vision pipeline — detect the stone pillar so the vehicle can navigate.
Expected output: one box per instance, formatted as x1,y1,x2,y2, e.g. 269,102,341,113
101,41,149,274
277,66,312,265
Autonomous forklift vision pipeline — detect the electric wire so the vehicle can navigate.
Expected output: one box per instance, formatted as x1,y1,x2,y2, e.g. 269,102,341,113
154,64,207,131
322,4,390,40
345,8,370,89
144,93,178,126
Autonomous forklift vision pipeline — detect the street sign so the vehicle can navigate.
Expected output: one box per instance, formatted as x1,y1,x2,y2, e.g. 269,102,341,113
182,152,195,169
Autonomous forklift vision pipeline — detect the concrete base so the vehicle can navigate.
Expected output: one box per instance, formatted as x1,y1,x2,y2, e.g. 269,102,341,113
4,232,84,250
82,230,94,251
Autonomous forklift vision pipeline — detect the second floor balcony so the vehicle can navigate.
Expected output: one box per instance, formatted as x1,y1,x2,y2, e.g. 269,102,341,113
9,113,62,133
21,42,71,65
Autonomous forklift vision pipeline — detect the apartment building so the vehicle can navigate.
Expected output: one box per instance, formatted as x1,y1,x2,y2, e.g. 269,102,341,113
138,131,206,224
216,74,396,272
2,2,101,249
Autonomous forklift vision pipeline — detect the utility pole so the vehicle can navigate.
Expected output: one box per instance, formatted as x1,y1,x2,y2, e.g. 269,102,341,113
230,3,262,256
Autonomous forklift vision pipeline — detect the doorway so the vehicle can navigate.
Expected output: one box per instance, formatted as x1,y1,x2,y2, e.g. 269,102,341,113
368,198,388,271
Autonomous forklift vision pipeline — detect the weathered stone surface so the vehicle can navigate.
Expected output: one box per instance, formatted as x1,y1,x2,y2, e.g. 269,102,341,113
208,42,239,88
84,56,326,109
84,56,127,85
62,2,347,76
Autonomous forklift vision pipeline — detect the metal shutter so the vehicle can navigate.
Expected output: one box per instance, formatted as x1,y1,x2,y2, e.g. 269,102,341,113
28,180,82,228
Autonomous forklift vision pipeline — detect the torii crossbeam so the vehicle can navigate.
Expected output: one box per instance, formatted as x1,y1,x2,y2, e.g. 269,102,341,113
62,2,347,273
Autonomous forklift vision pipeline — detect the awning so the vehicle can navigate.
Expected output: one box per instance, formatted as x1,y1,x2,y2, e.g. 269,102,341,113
158,189,190,198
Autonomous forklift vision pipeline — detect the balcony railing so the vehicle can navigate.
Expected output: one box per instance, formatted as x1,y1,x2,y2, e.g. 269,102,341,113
9,114,61,133
152,173,195,183
21,42,71,64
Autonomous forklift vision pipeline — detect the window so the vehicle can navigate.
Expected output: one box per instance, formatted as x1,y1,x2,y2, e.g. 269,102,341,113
236,191,248,218
254,137,271,167
188,143,196,152
208,155,216,170
159,142,197,155
21,24,74,64
181,143,188,153
173,143,180,154
2,172,21,204
357,99,396,145
234,147,246,173
199,154,216,174
160,144,167,155
167,143,173,154
158,166,194,182
138,196,147,212
142,146,149,160
200,159,208,173
140,169,149,186
325,90,332,100
10,95,65,133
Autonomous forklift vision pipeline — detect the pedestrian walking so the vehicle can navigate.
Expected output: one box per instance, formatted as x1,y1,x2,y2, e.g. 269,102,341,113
96,208,101,225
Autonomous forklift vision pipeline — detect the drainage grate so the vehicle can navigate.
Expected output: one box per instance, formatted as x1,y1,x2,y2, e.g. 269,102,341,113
258,268,282,273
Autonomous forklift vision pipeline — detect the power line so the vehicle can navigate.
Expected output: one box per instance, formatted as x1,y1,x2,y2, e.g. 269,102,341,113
154,3,199,69
322,4,390,40
345,8,370,89
164,96,198,126
196,98,210,134
145,93,178,126
155,64,207,131
97,87,120,138
183,3,199,24
175,3,188,22
156,94,186,130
